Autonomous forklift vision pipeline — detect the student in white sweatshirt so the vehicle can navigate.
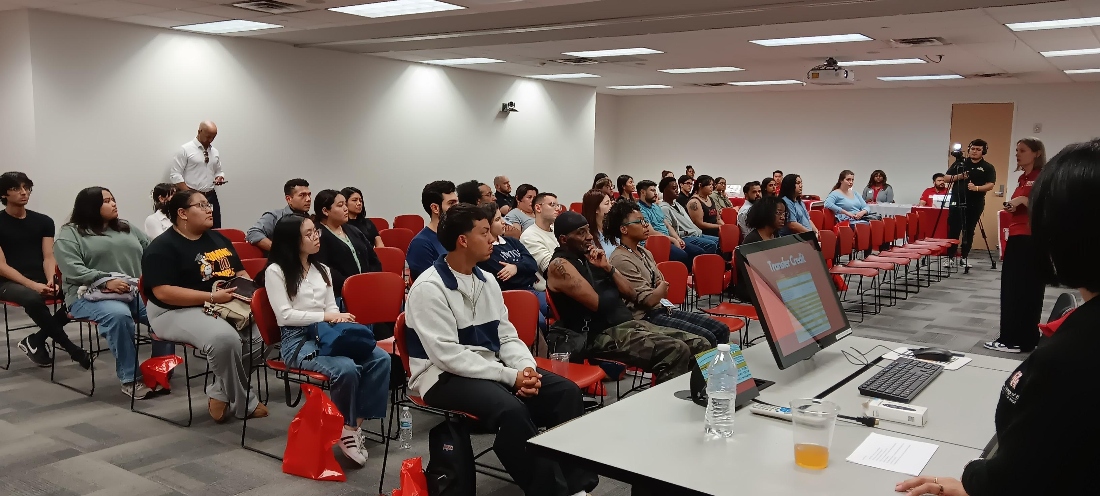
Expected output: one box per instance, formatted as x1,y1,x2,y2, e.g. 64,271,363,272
261,214,391,467
405,204,597,496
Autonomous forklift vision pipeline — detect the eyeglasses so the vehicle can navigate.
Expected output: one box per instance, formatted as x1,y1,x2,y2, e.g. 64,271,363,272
623,219,650,227
304,230,320,240
188,202,214,211
776,210,788,218
202,148,209,164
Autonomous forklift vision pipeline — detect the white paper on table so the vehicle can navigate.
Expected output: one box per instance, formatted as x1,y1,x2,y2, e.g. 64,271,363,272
882,347,972,371
846,432,939,476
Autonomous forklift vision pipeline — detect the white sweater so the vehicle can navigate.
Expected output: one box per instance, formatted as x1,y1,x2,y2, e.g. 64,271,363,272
264,263,340,327
405,257,537,398
519,224,557,273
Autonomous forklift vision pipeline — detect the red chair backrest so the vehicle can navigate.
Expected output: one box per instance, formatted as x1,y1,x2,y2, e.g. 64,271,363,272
394,313,413,380
656,261,688,306
894,214,907,243
647,234,671,264
232,242,264,261
836,226,855,259
719,224,740,255
721,208,739,225
393,214,424,233
343,272,405,325
502,290,539,348
569,202,583,213
819,229,837,263
374,246,405,278
214,228,246,243
853,222,871,252
730,197,746,208
692,254,726,297
241,258,267,279
367,217,389,231
250,288,282,347
809,210,824,230
906,213,921,242
546,291,563,321
822,209,836,232
883,217,896,245
379,228,415,255
869,220,885,249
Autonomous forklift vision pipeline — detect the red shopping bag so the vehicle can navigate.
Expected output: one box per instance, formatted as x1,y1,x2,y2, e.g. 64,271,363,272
140,355,183,391
390,457,428,496
282,384,346,482
1039,309,1074,337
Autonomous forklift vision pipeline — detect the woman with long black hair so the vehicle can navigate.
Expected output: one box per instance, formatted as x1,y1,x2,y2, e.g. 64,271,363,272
778,174,819,236
143,182,175,239
313,189,381,306
340,186,383,248
863,170,894,204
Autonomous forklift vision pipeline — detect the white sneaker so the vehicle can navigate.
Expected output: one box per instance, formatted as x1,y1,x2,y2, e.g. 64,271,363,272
338,426,368,466
123,382,152,400
983,341,1021,354
941,260,954,268
962,260,974,269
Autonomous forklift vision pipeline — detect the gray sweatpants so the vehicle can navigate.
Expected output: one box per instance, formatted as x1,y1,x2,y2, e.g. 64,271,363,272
147,302,259,419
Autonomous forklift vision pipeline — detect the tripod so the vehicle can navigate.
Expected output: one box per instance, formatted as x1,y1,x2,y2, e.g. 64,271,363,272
936,160,997,273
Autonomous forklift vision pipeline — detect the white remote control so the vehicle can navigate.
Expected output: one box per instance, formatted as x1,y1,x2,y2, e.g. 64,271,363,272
749,403,792,422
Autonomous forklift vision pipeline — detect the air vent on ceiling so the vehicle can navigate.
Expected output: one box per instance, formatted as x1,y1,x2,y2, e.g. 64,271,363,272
548,57,601,65
967,72,1011,79
232,1,305,14
689,83,729,88
889,37,948,48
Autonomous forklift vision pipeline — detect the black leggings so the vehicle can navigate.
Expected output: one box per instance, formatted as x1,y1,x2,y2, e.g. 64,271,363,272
998,235,1045,351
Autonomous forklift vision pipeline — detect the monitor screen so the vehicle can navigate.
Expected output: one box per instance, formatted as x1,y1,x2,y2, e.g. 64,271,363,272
736,231,852,369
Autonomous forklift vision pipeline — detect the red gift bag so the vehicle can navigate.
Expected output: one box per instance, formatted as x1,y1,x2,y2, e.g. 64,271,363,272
140,355,183,391
282,384,346,482
391,457,428,496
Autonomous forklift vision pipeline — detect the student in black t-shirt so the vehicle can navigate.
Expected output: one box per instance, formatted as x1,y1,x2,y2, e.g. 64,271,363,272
340,187,383,249
943,139,997,266
0,172,88,369
142,190,268,423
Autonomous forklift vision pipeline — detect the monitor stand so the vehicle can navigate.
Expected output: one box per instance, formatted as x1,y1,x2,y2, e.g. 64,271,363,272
753,378,774,391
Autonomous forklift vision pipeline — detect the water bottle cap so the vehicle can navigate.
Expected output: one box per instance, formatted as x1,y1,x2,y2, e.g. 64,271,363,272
717,343,731,352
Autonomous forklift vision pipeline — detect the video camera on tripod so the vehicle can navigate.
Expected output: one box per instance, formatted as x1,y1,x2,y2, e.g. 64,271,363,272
936,140,997,273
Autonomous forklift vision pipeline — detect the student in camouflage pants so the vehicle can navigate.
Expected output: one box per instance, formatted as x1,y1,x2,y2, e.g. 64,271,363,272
545,212,709,385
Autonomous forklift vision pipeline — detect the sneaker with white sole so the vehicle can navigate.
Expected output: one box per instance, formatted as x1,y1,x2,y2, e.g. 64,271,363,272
123,382,152,400
983,341,1021,354
941,260,954,268
18,336,52,367
339,426,368,466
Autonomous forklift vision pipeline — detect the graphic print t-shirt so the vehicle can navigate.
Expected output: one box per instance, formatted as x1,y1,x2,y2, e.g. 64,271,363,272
141,228,243,309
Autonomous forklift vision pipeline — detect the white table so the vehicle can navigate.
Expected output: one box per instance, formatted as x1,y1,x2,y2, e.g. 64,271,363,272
866,203,914,217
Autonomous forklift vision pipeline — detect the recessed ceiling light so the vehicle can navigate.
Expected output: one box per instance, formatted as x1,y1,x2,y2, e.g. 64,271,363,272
329,0,464,18
1041,47,1100,57
421,58,505,65
561,48,662,58
728,80,804,86
172,19,281,34
749,34,872,47
658,67,744,74
1065,68,1100,74
1006,16,1100,32
528,73,600,80
838,58,926,66
877,75,963,81
607,85,672,90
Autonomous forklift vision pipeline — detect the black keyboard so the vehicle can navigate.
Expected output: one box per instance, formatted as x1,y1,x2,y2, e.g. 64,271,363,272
858,358,944,403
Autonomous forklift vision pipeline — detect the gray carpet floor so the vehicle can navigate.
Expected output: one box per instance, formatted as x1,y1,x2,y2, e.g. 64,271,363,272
0,254,1059,496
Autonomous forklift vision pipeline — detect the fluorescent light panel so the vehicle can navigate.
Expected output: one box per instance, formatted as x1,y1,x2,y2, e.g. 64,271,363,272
422,58,504,65
329,0,464,18
1006,16,1100,31
750,33,871,47
658,66,744,74
561,48,662,57
1041,47,1100,57
1065,68,1100,74
728,79,804,86
608,85,672,89
877,74,963,81
838,58,926,66
173,19,281,34
528,73,600,80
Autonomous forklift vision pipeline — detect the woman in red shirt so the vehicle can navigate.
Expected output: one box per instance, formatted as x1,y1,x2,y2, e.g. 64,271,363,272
984,137,1046,354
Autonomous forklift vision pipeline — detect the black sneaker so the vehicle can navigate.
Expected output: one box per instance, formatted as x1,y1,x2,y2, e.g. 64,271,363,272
18,336,52,367
68,348,92,370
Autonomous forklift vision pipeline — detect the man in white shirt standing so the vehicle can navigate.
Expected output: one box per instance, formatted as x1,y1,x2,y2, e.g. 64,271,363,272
170,121,226,228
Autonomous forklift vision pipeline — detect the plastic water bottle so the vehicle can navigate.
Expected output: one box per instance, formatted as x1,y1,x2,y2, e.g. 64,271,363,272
399,406,413,449
704,343,738,439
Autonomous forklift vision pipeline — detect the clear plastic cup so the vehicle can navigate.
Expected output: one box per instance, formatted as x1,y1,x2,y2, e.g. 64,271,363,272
549,352,571,374
790,399,840,470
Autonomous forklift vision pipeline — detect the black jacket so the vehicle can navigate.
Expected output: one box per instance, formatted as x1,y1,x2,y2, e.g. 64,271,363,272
317,224,381,298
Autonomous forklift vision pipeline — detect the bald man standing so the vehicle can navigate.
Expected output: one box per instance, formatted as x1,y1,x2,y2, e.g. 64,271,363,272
170,121,226,228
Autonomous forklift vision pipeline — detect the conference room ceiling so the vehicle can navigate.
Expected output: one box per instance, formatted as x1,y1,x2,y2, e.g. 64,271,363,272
2,0,1099,94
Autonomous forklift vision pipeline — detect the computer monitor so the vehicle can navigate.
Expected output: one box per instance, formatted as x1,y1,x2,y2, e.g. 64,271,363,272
736,231,852,369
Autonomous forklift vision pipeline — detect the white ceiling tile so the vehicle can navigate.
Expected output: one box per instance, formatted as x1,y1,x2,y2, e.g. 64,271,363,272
184,4,270,19
126,0,210,9
112,13,181,28
47,0,169,18
148,9,226,24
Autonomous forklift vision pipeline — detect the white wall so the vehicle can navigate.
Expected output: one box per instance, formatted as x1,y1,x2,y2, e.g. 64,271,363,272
605,83,1100,203
21,10,596,228
0,10,36,170
594,93,618,175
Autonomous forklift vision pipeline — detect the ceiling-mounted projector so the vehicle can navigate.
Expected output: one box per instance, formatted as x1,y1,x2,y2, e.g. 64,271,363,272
807,58,855,85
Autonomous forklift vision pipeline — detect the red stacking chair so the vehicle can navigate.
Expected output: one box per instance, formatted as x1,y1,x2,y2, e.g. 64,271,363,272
232,241,264,261
658,261,745,347
810,210,824,230
693,254,757,344
821,209,836,232
720,208,739,225
569,202,583,213
730,197,746,208
718,224,740,259
845,223,898,306
646,234,671,264
374,246,406,280
393,214,424,233
2,294,62,370
343,272,405,355
545,293,646,399
379,228,415,255
368,217,389,231
828,227,882,322
214,228,246,243
241,258,267,279
49,267,106,396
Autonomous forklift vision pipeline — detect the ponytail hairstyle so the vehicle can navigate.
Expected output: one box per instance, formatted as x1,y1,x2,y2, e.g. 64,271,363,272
164,190,203,224
1017,137,1047,172
151,183,175,212
691,175,714,197
832,170,855,191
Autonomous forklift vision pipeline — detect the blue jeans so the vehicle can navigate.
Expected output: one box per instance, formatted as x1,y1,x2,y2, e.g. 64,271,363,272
530,289,549,331
69,298,173,384
684,234,720,254
669,242,707,266
282,325,391,425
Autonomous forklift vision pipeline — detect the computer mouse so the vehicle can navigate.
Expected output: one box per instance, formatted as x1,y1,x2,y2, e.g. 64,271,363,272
911,347,953,362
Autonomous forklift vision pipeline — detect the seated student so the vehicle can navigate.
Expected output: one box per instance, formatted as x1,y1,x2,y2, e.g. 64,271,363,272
478,203,549,329
711,177,734,211
593,177,614,199
519,192,561,275
262,215,390,467
918,173,950,207
581,189,615,255
407,180,458,282
494,175,516,215
55,187,175,399
737,181,762,237
659,177,719,254
314,190,382,304
686,175,724,237
824,169,870,223
246,178,312,252
636,179,704,266
760,177,777,198
503,183,538,233
863,169,894,204
737,196,787,303
142,190,267,422
341,186,384,248
546,212,709,384
144,183,176,239
0,172,89,369
778,174,820,236
606,201,729,347
406,204,598,496
591,172,609,190
676,175,694,208
616,174,635,199
456,179,483,206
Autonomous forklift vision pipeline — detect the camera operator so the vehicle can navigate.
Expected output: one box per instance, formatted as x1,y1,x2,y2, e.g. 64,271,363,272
943,139,996,267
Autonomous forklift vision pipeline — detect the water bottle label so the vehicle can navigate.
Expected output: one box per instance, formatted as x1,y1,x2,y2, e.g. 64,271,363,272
400,421,411,429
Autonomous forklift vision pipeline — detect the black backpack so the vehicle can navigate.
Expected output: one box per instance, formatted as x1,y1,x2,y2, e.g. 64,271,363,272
425,418,476,496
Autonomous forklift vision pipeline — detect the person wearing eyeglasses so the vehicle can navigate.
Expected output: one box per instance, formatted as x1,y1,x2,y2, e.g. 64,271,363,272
313,189,381,309
607,201,729,347
736,196,788,303
519,192,562,275
170,121,226,228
